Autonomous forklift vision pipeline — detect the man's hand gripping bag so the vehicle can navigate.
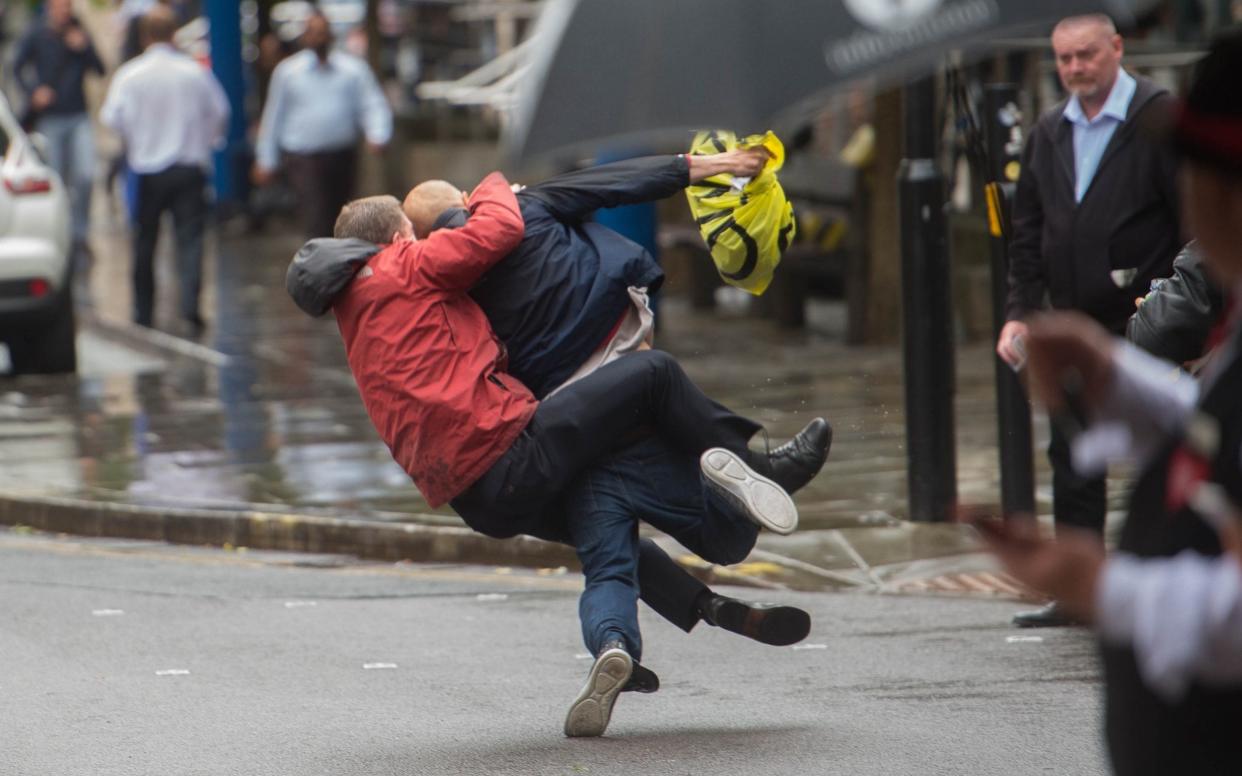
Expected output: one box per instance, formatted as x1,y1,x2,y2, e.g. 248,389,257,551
685,130,796,295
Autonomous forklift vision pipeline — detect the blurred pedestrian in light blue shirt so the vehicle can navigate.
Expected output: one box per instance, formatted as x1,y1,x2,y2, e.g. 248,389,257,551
1064,67,1136,202
252,10,392,238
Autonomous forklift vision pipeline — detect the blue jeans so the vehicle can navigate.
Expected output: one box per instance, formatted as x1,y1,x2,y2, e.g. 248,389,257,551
564,436,758,662
35,112,94,247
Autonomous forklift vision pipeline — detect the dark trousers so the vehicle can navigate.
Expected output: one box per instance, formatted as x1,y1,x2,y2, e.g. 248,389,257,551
1048,419,1107,536
563,436,758,660
635,538,710,631
450,349,762,537
282,147,357,239
133,165,206,327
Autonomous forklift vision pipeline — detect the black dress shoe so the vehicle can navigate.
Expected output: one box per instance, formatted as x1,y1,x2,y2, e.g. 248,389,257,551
622,661,660,693
766,418,833,494
701,594,811,646
1012,601,1082,628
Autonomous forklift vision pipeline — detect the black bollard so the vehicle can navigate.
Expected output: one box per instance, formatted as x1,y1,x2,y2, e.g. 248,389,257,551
982,84,1036,519
899,76,957,523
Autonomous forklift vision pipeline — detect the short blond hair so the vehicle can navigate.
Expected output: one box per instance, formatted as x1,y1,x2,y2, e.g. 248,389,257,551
334,195,406,244
403,180,465,239
1052,13,1117,38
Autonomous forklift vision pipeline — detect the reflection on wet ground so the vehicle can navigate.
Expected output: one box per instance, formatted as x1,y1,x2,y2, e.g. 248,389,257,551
0,222,1136,587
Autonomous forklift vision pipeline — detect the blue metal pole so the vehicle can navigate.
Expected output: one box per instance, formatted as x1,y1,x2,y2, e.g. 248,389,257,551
206,0,246,205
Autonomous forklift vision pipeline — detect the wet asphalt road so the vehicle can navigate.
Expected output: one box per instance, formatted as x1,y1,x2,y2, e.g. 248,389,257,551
2,527,1110,776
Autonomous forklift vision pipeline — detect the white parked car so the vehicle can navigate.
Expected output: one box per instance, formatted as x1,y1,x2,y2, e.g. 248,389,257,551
0,93,76,374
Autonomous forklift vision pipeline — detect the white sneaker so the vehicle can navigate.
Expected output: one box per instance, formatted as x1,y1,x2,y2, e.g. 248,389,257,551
700,448,799,535
563,646,632,737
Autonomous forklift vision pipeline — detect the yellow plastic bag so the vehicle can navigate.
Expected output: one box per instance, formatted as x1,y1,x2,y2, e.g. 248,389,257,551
685,130,796,295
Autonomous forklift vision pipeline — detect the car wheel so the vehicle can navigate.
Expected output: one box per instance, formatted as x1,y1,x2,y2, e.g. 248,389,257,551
9,287,77,375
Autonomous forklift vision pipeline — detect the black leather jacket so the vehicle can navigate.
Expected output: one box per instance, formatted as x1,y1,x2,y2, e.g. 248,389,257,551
1125,242,1225,364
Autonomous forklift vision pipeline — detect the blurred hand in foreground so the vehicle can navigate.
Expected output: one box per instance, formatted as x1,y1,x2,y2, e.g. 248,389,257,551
1024,311,1117,414
975,517,1105,622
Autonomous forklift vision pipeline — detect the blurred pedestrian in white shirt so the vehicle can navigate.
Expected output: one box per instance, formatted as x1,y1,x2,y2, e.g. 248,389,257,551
99,5,229,336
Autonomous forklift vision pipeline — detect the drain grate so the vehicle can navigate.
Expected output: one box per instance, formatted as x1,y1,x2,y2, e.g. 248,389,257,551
890,571,1040,601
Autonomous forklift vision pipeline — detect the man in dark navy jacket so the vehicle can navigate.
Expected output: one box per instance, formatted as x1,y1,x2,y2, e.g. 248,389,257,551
406,155,682,397
404,152,832,736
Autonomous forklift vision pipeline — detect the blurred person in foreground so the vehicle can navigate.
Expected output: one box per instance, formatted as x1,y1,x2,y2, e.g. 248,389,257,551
99,6,229,336
252,8,392,239
983,30,1242,776
13,0,106,281
1126,241,1225,367
996,14,1183,627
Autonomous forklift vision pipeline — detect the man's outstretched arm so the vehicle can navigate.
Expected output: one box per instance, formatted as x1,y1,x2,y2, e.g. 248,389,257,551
523,149,768,222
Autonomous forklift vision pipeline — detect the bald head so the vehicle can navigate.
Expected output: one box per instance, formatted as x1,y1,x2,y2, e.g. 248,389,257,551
403,180,468,239
1051,14,1123,111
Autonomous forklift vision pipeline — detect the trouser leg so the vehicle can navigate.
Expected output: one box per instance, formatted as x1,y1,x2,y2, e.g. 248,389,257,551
283,152,323,239
563,468,643,661
452,350,763,536
636,538,709,633
36,116,69,176
1048,420,1107,537
286,148,357,239
319,147,357,239
131,171,166,326
566,438,756,638
167,166,207,322
615,437,757,565
65,114,96,247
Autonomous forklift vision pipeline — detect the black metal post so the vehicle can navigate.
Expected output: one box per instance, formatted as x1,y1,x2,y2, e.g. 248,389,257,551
982,84,1036,519
899,76,957,523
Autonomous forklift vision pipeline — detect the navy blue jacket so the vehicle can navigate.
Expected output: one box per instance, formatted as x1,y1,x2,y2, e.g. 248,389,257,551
14,18,104,118
436,155,686,398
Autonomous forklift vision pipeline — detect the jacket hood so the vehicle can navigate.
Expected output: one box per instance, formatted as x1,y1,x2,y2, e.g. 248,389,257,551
285,238,381,317
431,207,469,232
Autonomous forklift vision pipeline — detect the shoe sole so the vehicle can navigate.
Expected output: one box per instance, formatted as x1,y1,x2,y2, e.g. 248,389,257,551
564,648,632,737
713,599,812,646
700,448,799,535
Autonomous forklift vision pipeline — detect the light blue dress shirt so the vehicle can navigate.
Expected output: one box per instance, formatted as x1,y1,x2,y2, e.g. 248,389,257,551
1062,68,1137,203
255,49,393,170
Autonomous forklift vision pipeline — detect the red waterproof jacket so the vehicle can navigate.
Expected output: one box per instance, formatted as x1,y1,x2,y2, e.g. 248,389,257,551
287,173,533,506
